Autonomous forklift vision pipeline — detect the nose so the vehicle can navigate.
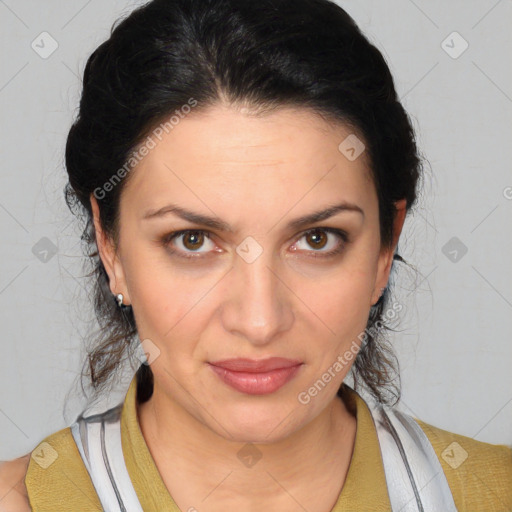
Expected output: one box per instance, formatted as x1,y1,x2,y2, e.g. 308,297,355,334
220,247,294,347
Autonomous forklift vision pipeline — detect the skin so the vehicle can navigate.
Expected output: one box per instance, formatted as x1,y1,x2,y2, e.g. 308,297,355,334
90,103,406,512
0,455,31,512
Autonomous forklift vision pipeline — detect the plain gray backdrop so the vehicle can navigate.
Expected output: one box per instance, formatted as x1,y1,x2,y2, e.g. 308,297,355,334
1,0,511,460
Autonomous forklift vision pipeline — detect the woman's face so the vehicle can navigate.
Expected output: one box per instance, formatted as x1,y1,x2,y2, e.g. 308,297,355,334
91,104,405,442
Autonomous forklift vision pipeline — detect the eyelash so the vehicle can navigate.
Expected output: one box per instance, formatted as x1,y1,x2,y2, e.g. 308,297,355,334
159,227,350,260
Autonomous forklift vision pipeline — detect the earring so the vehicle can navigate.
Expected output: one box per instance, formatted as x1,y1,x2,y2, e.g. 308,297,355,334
116,293,124,307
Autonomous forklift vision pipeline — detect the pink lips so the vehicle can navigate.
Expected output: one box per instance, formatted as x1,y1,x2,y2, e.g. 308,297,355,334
208,357,303,395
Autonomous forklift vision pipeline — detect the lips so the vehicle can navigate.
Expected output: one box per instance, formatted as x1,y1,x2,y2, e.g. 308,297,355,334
209,357,302,372
208,357,304,395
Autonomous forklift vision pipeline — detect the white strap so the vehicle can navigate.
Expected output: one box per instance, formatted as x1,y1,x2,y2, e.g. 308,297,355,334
70,404,144,512
369,402,458,511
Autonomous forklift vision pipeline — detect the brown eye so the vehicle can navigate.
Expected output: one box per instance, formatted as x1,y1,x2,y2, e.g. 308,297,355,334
292,227,349,259
305,229,328,250
160,229,215,258
182,231,205,251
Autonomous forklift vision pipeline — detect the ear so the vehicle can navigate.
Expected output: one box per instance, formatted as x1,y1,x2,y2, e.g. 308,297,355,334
371,198,407,306
90,193,131,306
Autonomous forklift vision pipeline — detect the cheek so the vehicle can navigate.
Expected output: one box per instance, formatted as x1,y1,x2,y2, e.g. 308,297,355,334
131,279,200,343
308,252,378,342
121,247,195,340
313,275,372,337
124,261,224,366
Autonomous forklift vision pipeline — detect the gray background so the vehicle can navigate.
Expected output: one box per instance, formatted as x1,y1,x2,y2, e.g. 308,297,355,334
1,0,511,460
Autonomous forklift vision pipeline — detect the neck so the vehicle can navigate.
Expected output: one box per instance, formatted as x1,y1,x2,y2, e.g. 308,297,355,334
137,381,357,511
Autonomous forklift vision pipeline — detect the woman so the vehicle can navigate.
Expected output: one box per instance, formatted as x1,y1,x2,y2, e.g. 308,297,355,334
1,0,511,510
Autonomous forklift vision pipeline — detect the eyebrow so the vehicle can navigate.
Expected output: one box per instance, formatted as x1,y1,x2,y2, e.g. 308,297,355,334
142,201,364,232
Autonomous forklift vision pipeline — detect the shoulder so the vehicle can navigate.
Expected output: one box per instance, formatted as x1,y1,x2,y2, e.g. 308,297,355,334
0,454,31,511
23,426,103,511
415,417,512,511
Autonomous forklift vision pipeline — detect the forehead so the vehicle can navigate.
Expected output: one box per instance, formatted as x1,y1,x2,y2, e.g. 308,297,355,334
121,105,375,220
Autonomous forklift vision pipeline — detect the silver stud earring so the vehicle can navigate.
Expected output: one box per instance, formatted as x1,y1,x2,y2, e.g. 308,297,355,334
116,293,124,307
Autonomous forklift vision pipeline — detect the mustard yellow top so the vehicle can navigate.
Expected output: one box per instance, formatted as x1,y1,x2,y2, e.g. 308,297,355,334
25,375,512,511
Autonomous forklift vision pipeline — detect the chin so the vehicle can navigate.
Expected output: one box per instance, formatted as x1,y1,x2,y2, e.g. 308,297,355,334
208,404,305,445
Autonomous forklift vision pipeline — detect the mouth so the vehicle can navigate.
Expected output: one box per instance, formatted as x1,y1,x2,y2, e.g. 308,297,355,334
208,357,304,395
